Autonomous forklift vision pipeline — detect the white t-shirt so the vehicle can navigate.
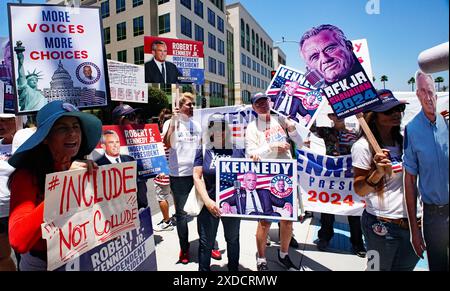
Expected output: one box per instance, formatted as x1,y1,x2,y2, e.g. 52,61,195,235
245,117,303,160
163,118,202,177
351,137,408,219
0,141,14,218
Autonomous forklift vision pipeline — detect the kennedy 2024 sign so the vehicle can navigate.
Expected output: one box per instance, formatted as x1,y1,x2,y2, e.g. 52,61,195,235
8,4,109,114
41,162,139,271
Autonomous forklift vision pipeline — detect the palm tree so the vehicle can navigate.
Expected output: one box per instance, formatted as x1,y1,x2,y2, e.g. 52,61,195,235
435,77,444,91
380,75,388,89
408,77,415,91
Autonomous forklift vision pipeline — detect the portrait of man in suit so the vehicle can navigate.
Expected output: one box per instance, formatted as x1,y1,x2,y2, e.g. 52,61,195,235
96,130,135,165
271,81,311,124
82,65,94,81
220,171,293,217
96,129,149,209
144,40,181,84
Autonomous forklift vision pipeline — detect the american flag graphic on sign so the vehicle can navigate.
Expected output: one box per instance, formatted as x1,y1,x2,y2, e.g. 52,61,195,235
266,79,312,101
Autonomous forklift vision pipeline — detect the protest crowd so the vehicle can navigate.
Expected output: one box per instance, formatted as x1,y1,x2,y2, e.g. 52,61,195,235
0,6,448,273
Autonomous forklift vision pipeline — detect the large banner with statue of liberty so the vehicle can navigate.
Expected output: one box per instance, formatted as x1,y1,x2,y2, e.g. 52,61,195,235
8,4,109,114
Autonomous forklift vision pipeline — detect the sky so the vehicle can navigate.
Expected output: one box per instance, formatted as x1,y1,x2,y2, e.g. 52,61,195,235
1,0,448,91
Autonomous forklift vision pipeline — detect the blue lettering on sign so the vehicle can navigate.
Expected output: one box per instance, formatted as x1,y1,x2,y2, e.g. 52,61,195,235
297,150,353,178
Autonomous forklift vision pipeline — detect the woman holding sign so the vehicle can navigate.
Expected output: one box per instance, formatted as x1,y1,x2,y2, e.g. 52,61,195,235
7,101,101,271
352,90,419,271
193,113,243,271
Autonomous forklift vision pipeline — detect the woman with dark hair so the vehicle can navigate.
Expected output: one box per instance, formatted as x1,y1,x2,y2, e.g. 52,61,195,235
351,90,419,271
7,101,102,271
193,113,242,271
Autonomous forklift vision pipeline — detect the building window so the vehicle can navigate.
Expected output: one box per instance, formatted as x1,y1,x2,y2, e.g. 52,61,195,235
217,38,224,55
133,16,144,36
218,61,225,77
194,0,203,18
132,0,143,7
252,60,256,71
180,0,191,10
117,22,126,41
210,0,224,12
194,24,204,42
217,16,224,33
252,30,255,56
101,0,109,18
159,13,170,34
210,82,225,99
261,40,267,63
242,90,251,104
158,0,169,4
208,57,216,74
181,15,192,38
242,71,246,84
255,33,259,58
241,53,246,66
116,0,125,13
106,53,111,59
134,46,144,65
247,56,251,69
117,50,127,62
208,33,216,50
103,27,110,44
240,19,245,49
207,8,215,27
246,24,250,52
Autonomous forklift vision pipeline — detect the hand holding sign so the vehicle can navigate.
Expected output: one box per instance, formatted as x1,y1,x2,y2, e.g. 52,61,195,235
70,159,98,175
372,149,393,178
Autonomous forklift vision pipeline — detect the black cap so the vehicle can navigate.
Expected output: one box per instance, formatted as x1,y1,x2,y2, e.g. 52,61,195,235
112,104,140,120
371,89,408,113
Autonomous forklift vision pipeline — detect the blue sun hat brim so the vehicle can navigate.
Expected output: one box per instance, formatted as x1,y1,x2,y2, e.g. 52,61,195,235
8,101,102,168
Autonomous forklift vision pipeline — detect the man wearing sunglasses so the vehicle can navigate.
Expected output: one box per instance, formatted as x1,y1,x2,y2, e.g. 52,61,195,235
404,70,449,271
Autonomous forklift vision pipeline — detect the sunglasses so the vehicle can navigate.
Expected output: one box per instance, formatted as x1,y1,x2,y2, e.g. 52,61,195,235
381,104,406,115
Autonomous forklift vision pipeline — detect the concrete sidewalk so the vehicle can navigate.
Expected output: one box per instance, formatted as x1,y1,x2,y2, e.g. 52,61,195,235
151,207,369,271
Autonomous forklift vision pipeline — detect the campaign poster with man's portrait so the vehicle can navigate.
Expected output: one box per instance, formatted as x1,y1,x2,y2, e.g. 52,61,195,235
216,158,298,221
266,65,325,129
8,4,109,114
144,36,204,85
91,124,169,180
299,24,381,119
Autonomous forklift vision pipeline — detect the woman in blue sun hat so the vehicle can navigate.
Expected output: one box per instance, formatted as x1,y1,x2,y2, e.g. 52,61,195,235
7,100,102,271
